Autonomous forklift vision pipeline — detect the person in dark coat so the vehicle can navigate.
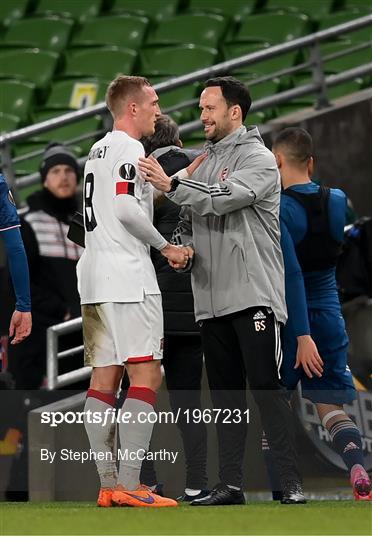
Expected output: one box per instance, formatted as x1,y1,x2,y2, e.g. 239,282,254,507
8,143,83,390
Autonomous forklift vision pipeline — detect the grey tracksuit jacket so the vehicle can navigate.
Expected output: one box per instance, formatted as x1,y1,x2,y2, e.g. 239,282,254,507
167,125,287,324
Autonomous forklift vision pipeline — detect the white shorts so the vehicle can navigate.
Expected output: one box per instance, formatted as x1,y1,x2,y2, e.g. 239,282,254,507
82,295,163,367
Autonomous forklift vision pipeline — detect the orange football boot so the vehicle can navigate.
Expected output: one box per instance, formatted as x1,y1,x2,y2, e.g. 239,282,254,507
97,487,113,507
112,484,178,507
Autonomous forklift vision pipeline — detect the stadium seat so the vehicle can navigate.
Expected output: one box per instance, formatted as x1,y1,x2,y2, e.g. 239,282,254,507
230,13,310,45
145,14,228,47
318,10,372,41
0,112,20,134
150,76,200,123
326,79,364,99
43,79,109,110
31,109,103,155
63,47,137,79
228,49,298,77
236,75,281,101
0,0,30,28
71,14,149,50
139,44,218,77
223,42,270,60
3,17,74,53
13,142,83,177
33,0,103,23
0,80,35,124
187,0,256,20
182,129,205,148
262,0,334,20
318,41,372,73
109,0,180,20
0,49,59,100
344,0,372,13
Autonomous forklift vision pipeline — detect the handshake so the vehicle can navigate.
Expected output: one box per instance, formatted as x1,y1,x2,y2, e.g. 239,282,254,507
160,244,194,270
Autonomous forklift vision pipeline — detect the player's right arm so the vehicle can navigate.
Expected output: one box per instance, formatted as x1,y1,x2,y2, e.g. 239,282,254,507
280,218,323,378
112,143,188,266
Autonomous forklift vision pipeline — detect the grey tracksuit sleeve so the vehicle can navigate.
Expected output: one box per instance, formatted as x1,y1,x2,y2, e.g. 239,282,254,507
167,152,279,216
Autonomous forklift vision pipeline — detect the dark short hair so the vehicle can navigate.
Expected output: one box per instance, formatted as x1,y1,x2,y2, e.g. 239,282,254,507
205,76,252,121
272,127,313,165
141,114,180,156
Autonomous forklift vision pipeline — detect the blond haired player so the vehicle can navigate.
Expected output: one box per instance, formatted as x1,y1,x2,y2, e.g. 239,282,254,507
77,76,188,507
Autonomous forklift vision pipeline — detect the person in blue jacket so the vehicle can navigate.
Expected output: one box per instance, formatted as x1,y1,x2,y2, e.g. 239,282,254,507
0,173,31,345
272,127,371,501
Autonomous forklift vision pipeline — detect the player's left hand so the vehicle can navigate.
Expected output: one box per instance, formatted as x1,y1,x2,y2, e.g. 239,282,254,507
9,310,32,345
138,156,172,192
169,245,194,269
295,335,324,378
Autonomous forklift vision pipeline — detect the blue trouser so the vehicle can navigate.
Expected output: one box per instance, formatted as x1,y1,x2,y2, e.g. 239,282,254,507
281,309,356,405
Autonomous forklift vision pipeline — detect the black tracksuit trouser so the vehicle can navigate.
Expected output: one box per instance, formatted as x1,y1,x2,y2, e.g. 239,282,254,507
200,306,301,488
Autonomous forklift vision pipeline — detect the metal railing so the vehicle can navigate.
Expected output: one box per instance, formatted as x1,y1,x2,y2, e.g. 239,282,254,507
46,316,88,390
0,14,371,198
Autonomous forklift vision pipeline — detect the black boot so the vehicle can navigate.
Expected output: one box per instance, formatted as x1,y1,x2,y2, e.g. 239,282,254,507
190,483,245,506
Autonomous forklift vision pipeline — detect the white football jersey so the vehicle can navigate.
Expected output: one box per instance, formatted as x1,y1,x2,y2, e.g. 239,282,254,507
77,130,161,304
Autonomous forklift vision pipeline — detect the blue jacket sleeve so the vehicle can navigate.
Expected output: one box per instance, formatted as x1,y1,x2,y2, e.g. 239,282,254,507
1,227,31,312
280,219,310,336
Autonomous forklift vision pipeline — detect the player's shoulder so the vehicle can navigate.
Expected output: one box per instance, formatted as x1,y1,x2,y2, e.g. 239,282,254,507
329,186,346,201
280,190,298,217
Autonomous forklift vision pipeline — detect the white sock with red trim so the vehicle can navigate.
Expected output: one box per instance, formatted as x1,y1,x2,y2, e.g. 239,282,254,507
117,386,156,491
84,389,118,488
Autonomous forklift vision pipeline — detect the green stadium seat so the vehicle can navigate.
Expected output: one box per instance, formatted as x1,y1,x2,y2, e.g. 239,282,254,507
34,0,103,23
63,47,137,79
0,113,20,134
319,41,372,73
71,14,149,50
150,76,200,123
3,17,74,53
327,79,363,98
231,13,310,45
262,0,334,20
235,74,281,101
274,99,316,117
31,109,103,155
223,42,270,60
182,129,205,148
145,14,228,47
14,142,83,178
0,80,35,124
245,110,270,124
109,0,179,21
187,0,256,20
0,0,30,28
344,1,372,13
228,49,298,77
139,44,218,77
0,49,59,99
319,10,372,42
43,79,109,110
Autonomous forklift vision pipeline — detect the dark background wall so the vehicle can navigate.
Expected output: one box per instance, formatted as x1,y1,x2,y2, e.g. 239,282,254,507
263,88,372,217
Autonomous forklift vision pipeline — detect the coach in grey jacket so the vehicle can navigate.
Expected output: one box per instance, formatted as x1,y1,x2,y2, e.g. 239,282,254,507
139,76,305,505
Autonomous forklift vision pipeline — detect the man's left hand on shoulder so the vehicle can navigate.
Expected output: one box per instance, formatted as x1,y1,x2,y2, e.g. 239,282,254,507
138,156,172,192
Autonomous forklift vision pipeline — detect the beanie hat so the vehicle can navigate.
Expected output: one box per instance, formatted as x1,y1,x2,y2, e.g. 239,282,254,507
40,143,80,183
